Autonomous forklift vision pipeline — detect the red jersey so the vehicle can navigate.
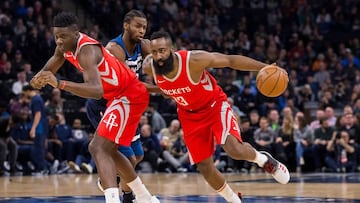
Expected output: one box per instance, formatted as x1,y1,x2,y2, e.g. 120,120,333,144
152,50,227,112
152,50,241,163
64,33,139,101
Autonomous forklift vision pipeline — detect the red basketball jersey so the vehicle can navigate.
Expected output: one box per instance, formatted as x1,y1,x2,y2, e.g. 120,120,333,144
64,33,140,101
152,50,227,112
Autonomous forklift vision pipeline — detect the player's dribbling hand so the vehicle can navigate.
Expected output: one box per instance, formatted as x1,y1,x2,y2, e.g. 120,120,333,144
270,63,289,79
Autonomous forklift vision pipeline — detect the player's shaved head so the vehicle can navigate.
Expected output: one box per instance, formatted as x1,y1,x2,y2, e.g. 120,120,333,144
53,12,79,30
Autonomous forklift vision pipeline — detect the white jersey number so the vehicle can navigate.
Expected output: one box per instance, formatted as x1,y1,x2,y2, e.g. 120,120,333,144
174,96,189,106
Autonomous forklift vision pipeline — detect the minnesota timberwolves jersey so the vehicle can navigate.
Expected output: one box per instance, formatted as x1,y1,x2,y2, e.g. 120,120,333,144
110,34,144,80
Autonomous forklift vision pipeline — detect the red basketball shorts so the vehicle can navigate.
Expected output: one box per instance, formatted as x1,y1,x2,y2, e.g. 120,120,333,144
97,94,148,146
178,100,242,164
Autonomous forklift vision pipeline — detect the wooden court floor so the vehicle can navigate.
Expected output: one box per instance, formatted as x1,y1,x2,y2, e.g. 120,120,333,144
1,172,360,202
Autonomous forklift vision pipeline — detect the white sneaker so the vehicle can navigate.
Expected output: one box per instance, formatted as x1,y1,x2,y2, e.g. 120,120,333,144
68,161,81,173
80,163,93,174
51,160,59,174
260,151,290,184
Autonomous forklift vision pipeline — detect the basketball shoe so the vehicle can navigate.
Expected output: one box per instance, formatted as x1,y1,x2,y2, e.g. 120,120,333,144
122,191,135,203
260,151,290,184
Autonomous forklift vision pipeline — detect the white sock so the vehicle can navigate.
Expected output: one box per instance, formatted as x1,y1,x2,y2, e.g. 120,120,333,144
104,187,120,203
127,176,152,201
216,182,242,203
253,151,268,167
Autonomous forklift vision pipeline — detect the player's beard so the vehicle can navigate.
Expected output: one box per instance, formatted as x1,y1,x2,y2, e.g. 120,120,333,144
153,53,174,75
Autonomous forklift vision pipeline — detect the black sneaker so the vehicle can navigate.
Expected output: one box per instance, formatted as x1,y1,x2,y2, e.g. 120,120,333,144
122,191,135,203
96,175,121,192
260,151,290,184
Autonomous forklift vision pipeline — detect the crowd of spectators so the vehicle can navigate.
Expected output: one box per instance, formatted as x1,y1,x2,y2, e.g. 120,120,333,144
1,0,360,176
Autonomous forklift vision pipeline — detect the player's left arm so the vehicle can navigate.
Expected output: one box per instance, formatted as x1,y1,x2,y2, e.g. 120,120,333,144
190,50,268,72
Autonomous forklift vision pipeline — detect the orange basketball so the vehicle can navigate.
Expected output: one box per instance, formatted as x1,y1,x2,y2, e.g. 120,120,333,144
256,65,289,97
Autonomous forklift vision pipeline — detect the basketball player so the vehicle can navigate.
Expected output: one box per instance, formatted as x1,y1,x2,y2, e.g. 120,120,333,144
30,12,159,203
86,10,153,202
143,31,290,203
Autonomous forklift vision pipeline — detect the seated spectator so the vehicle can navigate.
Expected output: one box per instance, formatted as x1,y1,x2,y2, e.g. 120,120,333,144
63,118,89,162
161,129,189,173
145,103,167,135
11,50,26,72
267,109,281,132
309,109,325,131
0,61,16,82
249,109,260,133
214,144,227,172
0,117,18,175
0,100,10,119
338,113,360,144
68,134,96,174
21,63,34,82
159,119,181,150
253,117,276,153
10,108,35,174
311,117,334,172
53,113,72,173
46,114,63,174
294,112,313,172
325,130,357,172
239,117,257,172
11,71,28,96
227,97,245,118
275,115,296,171
139,124,161,173
325,106,337,127
236,83,257,115
9,93,27,121
45,88,65,115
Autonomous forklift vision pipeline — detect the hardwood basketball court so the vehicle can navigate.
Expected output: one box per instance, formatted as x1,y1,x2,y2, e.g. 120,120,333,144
1,172,360,202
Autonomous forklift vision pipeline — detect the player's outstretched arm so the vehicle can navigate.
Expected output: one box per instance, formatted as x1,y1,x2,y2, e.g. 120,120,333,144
190,50,268,72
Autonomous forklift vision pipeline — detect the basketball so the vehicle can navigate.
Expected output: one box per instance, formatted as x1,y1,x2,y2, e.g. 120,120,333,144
256,65,289,97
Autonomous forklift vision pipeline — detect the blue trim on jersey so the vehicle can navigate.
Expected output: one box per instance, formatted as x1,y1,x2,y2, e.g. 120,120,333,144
111,34,142,61
110,34,143,79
